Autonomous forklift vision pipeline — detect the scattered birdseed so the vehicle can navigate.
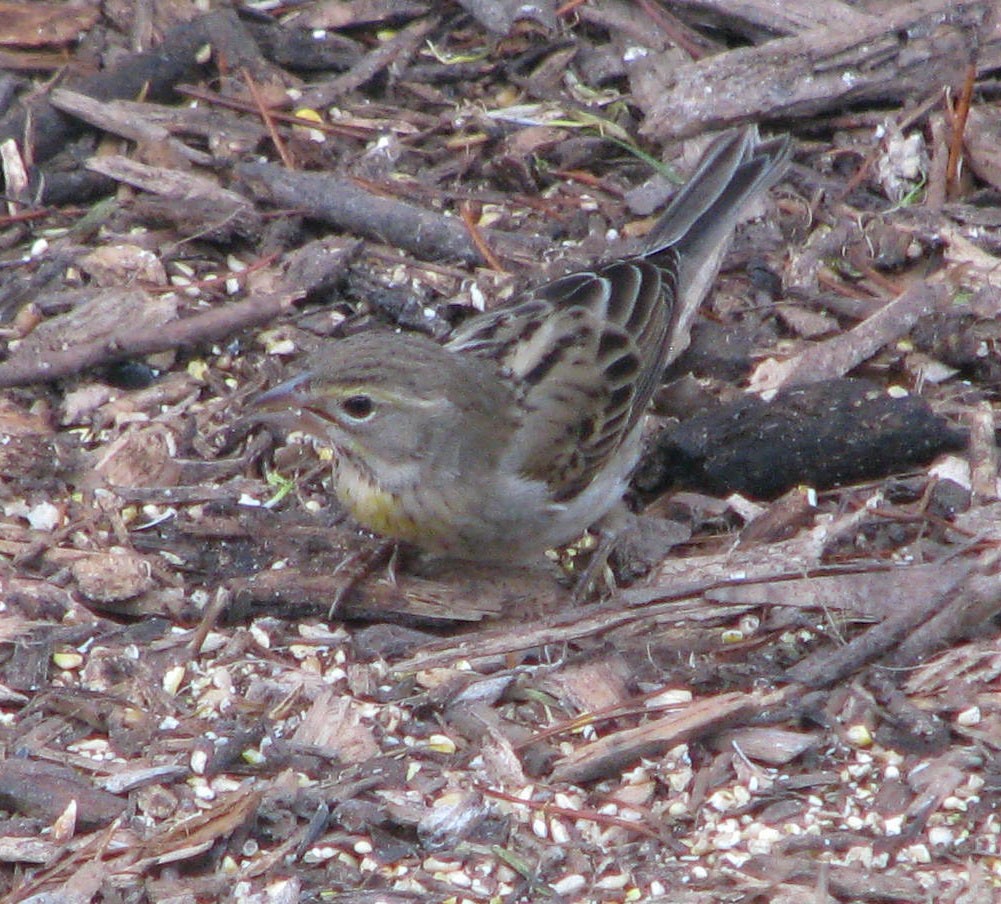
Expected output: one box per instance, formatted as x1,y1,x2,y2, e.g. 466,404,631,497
955,705,981,726
52,650,84,670
189,749,208,776
162,665,186,696
928,826,955,847
595,872,629,890
426,734,457,754
845,724,873,747
551,874,587,896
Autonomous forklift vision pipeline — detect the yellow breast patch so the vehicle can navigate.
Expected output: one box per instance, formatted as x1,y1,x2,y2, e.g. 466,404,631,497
334,464,423,544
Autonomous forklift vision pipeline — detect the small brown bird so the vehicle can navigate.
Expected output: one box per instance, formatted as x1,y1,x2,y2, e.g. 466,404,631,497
255,128,791,565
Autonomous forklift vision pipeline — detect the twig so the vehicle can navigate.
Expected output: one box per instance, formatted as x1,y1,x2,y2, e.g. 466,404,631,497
945,63,976,198
242,68,293,170
460,201,505,273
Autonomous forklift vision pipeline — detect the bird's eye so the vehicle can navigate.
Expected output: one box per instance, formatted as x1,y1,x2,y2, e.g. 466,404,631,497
341,394,375,420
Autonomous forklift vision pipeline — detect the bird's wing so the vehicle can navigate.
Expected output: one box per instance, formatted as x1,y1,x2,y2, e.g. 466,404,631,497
446,258,676,501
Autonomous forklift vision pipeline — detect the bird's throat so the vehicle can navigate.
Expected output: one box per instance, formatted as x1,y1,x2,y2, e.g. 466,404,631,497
333,456,426,545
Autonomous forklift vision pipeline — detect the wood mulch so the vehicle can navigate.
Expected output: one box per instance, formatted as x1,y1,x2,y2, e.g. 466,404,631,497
0,1,1000,901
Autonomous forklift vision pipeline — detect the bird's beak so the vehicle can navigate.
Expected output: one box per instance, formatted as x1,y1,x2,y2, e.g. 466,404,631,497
247,372,330,435
250,372,314,413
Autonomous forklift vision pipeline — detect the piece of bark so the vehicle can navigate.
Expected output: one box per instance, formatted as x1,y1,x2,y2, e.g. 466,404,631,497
99,98,266,161
4,289,177,373
536,654,632,716
100,764,190,795
963,105,1001,193
4,624,56,692
293,689,380,764
750,281,950,394
965,401,1001,501
86,155,261,241
299,16,436,108
668,0,877,38
706,561,972,625
0,759,126,829
392,527,836,673
0,833,59,865
445,702,530,787
632,0,994,140
713,726,818,765
134,786,263,865
737,487,816,546
236,160,540,265
744,855,925,902
868,671,951,754
882,552,1001,670
0,2,101,48
70,548,156,603
551,688,792,783
227,559,545,624
288,1,429,29
78,243,167,288
245,17,364,71
48,88,214,167
635,378,967,501
454,0,557,35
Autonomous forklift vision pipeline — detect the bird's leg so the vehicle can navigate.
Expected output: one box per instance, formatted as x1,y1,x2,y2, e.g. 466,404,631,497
570,504,633,603
572,505,690,603
385,542,401,586
327,539,398,618
571,534,617,603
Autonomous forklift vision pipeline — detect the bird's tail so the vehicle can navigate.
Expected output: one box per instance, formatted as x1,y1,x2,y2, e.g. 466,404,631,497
642,126,793,365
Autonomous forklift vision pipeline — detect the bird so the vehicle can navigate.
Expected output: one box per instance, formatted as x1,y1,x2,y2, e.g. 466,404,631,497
253,127,792,572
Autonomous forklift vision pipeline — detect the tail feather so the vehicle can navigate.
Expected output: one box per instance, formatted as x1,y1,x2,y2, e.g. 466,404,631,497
642,128,792,257
643,126,792,365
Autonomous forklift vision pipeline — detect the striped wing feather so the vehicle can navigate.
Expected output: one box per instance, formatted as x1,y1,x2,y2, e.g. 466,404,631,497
447,256,676,500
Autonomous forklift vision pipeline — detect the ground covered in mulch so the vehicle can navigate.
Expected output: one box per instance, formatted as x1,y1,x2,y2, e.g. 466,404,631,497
1,1,1000,901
